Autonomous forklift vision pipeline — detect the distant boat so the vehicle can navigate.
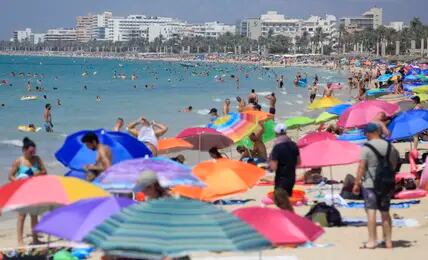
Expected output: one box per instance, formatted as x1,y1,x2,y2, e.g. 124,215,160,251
180,63,196,68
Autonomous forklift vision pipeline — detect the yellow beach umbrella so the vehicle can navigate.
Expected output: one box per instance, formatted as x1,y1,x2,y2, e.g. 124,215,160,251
308,96,343,110
413,85,428,94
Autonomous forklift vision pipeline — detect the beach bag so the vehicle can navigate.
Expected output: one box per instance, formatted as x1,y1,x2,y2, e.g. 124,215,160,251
305,202,342,227
364,143,396,196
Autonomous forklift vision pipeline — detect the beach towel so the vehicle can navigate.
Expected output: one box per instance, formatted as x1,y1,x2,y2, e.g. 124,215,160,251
342,217,419,227
341,200,420,209
212,199,254,205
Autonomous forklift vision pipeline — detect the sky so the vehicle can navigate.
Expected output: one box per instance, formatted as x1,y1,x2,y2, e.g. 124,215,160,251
1,0,428,40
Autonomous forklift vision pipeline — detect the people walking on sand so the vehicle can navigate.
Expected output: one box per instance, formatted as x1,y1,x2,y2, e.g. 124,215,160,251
8,137,47,247
127,116,168,156
269,123,300,212
81,132,112,182
43,104,53,132
353,123,399,249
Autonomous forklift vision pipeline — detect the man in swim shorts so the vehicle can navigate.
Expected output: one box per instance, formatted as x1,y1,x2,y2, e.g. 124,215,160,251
43,104,53,132
265,93,276,116
82,132,112,182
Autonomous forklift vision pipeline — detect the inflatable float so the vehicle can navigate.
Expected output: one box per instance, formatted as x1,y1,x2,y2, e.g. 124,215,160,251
20,95,37,101
394,189,426,199
17,125,41,132
262,189,307,206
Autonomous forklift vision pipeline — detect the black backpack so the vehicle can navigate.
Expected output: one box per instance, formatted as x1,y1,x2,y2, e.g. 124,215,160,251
364,142,396,196
305,202,342,227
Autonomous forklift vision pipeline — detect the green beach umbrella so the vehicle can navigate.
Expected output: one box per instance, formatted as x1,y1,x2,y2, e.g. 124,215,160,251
84,197,270,259
413,85,428,94
237,119,275,149
315,112,338,124
285,116,314,129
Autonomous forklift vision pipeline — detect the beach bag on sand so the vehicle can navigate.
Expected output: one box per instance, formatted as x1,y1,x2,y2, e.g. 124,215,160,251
365,143,396,196
305,202,342,227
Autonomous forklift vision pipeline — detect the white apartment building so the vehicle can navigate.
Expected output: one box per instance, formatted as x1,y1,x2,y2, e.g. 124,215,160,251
238,18,262,40
13,28,45,44
339,7,383,31
45,28,77,41
386,21,406,32
191,22,235,38
31,33,46,44
76,11,113,42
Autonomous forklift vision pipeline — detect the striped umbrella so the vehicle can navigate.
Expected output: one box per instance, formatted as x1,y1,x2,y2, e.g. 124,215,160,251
83,197,270,259
207,112,258,143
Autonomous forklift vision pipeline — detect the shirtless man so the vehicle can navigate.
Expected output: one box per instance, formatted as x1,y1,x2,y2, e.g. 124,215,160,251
309,82,318,103
113,117,124,131
372,112,391,137
249,121,267,161
323,84,333,97
248,89,258,104
265,93,276,116
223,99,231,115
82,132,112,182
43,104,53,132
236,96,246,112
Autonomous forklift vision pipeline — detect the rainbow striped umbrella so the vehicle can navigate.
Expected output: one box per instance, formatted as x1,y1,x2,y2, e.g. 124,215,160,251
207,113,258,143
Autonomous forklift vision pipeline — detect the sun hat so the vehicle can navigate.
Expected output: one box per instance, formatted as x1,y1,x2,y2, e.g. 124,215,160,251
274,123,287,134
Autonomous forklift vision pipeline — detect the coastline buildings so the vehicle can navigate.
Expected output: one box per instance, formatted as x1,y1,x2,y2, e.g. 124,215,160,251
13,28,45,44
190,22,236,38
45,28,77,41
339,7,383,32
76,12,113,42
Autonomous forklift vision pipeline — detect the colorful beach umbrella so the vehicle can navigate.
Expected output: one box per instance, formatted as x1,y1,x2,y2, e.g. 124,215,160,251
0,176,109,214
308,96,342,110
96,157,204,193
172,159,265,201
207,112,258,142
55,129,152,172
315,112,338,124
377,73,393,82
326,104,352,116
337,100,400,128
176,127,233,151
413,85,428,94
158,137,193,154
233,207,324,245
83,198,270,259
388,109,428,141
285,116,314,129
242,110,272,122
237,119,276,149
34,197,134,242
297,131,336,148
299,139,361,168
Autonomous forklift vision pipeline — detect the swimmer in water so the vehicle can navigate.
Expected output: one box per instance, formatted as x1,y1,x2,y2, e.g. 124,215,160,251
27,81,32,92
209,108,219,121
223,99,231,115
57,99,61,106
323,84,333,97
83,85,87,90
309,82,318,103
248,89,258,104
180,106,193,112
265,93,276,116
96,96,101,102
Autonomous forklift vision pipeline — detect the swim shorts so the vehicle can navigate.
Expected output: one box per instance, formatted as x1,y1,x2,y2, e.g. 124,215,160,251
269,107,276,115
362,188,392,212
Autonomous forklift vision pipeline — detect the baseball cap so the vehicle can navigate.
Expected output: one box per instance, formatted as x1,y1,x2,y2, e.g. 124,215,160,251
363,123,380,134
136,171,159,190
274,123,287,134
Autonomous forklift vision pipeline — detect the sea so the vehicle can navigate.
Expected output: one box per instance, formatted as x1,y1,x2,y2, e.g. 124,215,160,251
0,55,348,184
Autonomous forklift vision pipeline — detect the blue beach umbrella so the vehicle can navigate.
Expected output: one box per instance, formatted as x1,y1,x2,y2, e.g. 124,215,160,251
377,73,393,82
388,109,428,141
55,129,152,171
83,197,270,259
326,103,352,116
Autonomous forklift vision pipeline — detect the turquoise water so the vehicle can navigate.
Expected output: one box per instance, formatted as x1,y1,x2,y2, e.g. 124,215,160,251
0,55,346,183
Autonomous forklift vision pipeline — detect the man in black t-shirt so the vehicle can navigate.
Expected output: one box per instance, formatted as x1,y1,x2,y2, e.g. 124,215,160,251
270,123,300,212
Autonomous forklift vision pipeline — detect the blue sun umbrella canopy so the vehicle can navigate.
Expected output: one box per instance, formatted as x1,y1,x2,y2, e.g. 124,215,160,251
377,73,393,82
388,109,428,141
83,197,270,259
55,129,152,171
326,104,352,116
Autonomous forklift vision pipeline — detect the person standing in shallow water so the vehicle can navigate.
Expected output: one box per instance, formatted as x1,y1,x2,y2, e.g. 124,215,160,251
43,104,53,132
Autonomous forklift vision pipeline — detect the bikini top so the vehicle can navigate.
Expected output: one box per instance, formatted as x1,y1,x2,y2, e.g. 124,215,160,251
16,157,40,179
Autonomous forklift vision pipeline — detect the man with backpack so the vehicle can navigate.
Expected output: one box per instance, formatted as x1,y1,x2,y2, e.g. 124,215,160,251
353,123,399,249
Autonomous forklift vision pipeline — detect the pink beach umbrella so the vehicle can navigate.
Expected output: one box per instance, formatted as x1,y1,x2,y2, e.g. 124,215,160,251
337,100,399,128
176,127,233,151
297,131,336,148
233,207,324,245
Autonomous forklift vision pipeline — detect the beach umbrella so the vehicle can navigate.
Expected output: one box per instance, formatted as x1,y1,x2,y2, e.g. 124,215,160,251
388,109,428,141
237,119,276,149
172,159,264,201
315,112,338,124
337,100,399,128
326,104,352,116
207,112,258,143
413,85,428,94
377,94,408,104
242,110,272,122
55,129,152,172
233,207,324,245
157,137,193,154
176,127,233,151
377,73,393,82
95,157,204,193
34,197,134,242
285,116,314,129
0,176,109,214
83,197,270,259
297,131,336,148
308,96,342,110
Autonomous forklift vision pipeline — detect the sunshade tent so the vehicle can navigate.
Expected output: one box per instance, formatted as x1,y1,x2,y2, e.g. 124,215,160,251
242,110,272,122
95,157,204,193
413,85,428,94
338,100,400,128
83,197,271,259
285,116,314,129
326,104,352,116
233,207,324,245
297,132,336,148
176,127,233,151
388,109,428,141
237,119,276,149
308,97,342,110
315,112,338,124
34,197,134,242
157,138,193,154
55,129,152,171
172,159,264,201
207,112,258,143
0,176,109,214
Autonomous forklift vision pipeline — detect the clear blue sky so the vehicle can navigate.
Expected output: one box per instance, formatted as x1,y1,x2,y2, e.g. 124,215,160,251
1,0,427,40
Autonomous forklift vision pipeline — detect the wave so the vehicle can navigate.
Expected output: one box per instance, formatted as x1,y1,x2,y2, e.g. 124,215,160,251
212,98,222,103
197,109,210,115
284,101,294,106
295,100,304,104
256,91,271,96
0,139,22,147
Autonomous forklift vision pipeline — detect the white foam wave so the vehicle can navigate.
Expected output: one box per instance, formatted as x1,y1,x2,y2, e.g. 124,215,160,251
0,139,22,147
197,109,210,115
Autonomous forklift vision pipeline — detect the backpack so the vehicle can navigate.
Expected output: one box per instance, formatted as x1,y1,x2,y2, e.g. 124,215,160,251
364,142,396,196
305,202,342,227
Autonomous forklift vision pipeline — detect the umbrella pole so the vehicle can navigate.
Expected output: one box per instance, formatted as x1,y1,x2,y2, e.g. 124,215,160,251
198,133,201,163
259,250,263,260
330,166,334,205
